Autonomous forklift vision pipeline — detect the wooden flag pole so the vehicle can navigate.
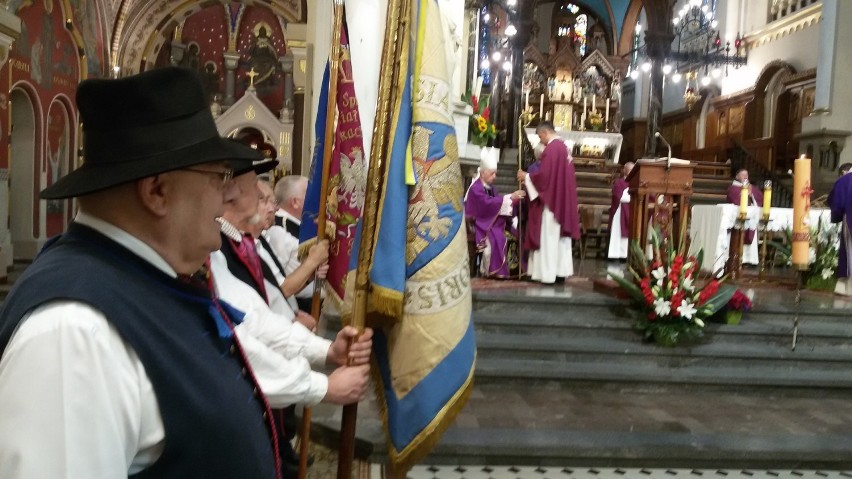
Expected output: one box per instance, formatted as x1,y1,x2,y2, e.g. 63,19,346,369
517,115,524,280
338,0,409,476
298,1,344,478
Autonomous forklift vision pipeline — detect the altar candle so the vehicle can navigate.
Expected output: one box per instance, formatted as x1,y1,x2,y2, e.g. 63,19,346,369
525,90,530,110
792,155,812,270
592,95,596,111
539,94,544,120
739,180,750,216
762,180,772,219
474,76,483,99
583,95,587,114
605,98,610,124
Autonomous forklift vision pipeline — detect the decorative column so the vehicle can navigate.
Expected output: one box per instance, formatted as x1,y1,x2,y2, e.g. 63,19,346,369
222,51,241,108
643,30,673,157
279,53,295,123
798,0,852,193
0,8,21,279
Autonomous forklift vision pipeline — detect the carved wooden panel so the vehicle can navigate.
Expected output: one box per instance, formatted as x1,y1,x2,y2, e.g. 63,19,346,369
729,105,744,134
802,87,815,118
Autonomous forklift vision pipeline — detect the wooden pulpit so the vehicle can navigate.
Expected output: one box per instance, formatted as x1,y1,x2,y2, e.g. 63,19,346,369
626,159,695,265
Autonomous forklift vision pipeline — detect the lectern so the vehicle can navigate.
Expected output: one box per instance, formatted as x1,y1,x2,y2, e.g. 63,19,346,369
626,159,695,265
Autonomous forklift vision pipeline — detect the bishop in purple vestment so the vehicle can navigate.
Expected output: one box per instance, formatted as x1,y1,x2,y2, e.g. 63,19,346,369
465,159,525,278
726,169,763,244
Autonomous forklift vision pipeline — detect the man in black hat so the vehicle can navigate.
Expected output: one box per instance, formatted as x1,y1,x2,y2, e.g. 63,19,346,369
0,67,295,478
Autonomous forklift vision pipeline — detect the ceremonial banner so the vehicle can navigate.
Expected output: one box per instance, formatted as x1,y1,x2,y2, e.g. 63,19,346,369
300,22,367,307
369,0,476,472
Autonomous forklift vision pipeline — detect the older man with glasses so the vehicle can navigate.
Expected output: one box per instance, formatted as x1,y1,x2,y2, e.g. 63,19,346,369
0,67,302,478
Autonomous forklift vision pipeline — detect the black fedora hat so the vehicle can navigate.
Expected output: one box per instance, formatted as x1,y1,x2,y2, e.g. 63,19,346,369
41,67,264,199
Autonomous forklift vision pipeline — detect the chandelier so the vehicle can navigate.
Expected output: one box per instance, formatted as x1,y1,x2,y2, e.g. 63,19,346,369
626,0,747,107
669,0,747,77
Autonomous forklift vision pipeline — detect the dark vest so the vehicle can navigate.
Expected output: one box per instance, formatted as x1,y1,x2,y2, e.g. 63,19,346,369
218,233,279,301
0,223,277,479
285,218,300,239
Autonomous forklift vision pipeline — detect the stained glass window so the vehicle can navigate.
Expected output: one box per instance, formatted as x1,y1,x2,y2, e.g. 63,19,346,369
575,14,587,57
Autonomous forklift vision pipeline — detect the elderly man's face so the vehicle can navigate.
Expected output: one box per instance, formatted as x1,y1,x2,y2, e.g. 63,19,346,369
168,161,234,266
737,170,749,183
480,168,497,185
227,171,261,227
257,181,277,229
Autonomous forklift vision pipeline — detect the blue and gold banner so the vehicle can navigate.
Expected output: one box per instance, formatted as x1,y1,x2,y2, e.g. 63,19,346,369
369,0,476,472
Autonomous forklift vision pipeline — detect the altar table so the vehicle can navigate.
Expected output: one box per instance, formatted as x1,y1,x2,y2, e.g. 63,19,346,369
689,204,832,273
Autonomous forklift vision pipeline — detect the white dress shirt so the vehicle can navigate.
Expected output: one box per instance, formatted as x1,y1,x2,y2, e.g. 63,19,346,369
268,210,319,299
218,217,295,316
0,212,329,479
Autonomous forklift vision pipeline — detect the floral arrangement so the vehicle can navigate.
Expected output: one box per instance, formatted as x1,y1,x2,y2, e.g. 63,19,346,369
771,217,839,291
588,110,603,130
463,92,497,147
610,228,736,346
726,289,753,312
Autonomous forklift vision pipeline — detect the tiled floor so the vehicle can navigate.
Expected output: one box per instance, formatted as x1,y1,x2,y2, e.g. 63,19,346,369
399,466,852,479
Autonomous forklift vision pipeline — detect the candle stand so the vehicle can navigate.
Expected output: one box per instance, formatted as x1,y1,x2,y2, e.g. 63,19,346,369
725,211,747,280
757,215,770,281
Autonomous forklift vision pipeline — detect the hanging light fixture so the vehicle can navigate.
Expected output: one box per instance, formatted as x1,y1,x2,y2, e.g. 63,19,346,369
683,71,701,111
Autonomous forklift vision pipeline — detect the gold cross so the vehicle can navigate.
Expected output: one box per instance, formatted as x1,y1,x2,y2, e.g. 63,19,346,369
247,68,258,87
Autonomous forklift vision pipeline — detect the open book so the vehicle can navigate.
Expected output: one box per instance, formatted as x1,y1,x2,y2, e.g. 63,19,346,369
635,157,690,165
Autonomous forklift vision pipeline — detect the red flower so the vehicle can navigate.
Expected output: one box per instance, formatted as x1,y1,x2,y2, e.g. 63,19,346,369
482,106,491,121
670,291,684,316
727,290,752,312
471,95,479,112
647,312,657,321
699,279,719,303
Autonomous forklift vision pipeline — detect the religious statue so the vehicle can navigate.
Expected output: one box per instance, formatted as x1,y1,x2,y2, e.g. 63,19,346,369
572,75,583,103
179,43,200,71
247,25,280,87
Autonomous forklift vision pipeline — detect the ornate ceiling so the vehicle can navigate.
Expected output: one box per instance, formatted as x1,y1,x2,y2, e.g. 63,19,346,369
112,0,303,74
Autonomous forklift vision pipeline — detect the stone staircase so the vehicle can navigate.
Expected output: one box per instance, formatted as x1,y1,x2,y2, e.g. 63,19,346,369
313,282,852,470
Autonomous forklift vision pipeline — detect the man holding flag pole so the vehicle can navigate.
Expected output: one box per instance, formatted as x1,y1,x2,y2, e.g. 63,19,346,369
302,0,476,476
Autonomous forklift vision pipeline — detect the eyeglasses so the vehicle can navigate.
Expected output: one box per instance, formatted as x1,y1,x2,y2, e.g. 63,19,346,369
182,167,234,187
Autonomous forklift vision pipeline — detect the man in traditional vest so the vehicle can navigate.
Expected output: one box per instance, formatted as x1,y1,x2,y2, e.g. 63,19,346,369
0,67,284,478
517,121,582,283
269,175,323,311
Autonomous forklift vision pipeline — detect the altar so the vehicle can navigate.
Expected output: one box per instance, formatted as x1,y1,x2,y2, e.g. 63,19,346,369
525,128,623,164
690,204,833,273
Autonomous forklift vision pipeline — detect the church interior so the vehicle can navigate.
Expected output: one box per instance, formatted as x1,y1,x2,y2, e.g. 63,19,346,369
0,0,851,477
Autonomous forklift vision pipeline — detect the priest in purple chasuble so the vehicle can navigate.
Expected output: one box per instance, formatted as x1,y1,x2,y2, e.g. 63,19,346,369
726,169,763,246
517,121,581,284
465,155,525,278
828,166,852,295
608,161,634,260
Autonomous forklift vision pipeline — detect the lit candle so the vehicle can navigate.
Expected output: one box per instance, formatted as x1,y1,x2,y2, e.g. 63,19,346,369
792,155,812,270
539,94,544,120
739,180,750,217
605,98,610,125
762,180,772,219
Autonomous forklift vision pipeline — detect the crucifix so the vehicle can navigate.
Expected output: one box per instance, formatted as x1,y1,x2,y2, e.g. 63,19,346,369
247,67,259,88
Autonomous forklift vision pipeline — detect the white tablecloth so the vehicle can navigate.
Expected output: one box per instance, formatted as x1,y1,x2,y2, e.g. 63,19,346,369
689,204,832,273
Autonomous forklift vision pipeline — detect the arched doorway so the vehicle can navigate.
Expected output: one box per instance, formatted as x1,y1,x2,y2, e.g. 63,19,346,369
9,88,39,260
45,99,73,237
